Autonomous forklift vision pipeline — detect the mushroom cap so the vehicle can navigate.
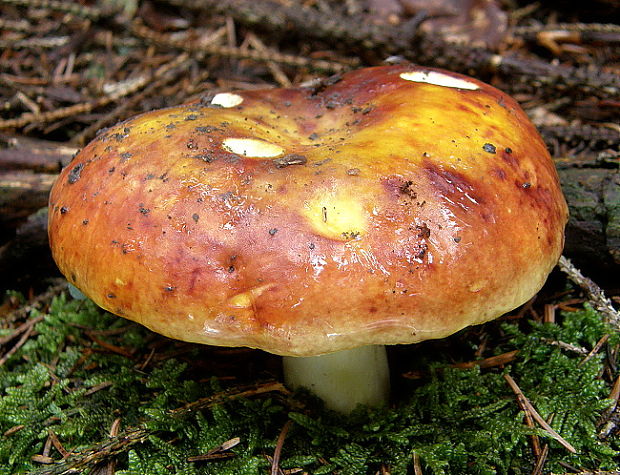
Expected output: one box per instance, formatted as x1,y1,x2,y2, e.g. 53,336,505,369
48,65,568,357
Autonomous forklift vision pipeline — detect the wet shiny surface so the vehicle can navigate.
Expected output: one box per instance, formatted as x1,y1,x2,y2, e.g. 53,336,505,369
48,65,568,356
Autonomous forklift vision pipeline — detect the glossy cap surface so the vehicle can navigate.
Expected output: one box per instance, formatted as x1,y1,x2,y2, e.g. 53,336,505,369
48,65,568,356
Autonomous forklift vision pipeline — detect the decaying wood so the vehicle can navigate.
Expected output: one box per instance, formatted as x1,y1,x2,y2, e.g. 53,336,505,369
560,168,620,271
0,134,77,172
0,135,73,229
0,171,57,228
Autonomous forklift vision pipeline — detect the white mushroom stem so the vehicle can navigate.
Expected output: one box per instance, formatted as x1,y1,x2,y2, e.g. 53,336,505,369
282,345,390,413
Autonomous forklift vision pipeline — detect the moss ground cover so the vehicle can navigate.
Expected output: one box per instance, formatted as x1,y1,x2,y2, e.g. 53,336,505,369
0,289,618,474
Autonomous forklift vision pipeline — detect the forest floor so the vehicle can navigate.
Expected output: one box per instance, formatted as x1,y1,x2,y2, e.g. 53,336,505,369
0,1,619,473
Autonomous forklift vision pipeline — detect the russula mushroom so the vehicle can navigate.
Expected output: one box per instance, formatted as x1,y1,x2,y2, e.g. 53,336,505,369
48,65,568,413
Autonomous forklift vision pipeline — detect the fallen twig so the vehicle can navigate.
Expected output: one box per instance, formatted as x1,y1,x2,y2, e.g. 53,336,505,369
1,280,67,325
580,334,610,367
33,427,149,475
0,314,43,346
557,256,620,330
170,381,288,416
504,374,577,454
0,324,35,366
271,420,293,475
187,437,239,462
513,23,620,36
540,338,589,356
0,0,105,20
530,443,549,475
598,376,620,440
452,350,520,370
0,54,191,130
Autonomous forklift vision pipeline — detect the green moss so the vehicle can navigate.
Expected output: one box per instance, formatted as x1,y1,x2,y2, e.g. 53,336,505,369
0,292,618,474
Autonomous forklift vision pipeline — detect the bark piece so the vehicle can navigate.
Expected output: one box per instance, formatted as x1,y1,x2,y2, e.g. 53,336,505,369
0,171,57,230
0,134,78,172
559,167,620,280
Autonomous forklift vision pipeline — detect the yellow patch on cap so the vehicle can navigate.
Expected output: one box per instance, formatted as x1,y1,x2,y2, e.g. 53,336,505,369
303,190,367,241
227,284,274,309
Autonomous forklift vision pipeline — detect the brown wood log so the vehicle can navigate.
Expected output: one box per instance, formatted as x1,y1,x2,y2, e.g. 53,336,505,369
0,171,57,230
0,134,76,234
0,133,78,172
560,167,620,283
0,208,55,292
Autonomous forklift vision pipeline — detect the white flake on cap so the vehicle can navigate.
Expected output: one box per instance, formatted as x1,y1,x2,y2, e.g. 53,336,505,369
211,93,244,108
399,71,479,90
222,138,284,158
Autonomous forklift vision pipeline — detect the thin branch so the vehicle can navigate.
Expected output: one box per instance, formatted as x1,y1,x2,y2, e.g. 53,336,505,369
540,338,589,356
557,472,620,475
187,437,240,462
579,334,610,366
0,36,70,50
33,427,149,475
530,443,549,475
0,324,35,366
1,280,67,325
558,256,620,330
0,314,43,346
452,350,520,370
504,374,577,454
271,420,292,475
513,23,620,35
598,376,620,440
170,381,287,416
246,33,292,87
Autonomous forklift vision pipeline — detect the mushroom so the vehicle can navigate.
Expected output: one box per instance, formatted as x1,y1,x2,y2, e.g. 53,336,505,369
48,65,568,413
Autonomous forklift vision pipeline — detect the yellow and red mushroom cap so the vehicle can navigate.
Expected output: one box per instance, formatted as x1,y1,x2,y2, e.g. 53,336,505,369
48,65,568,356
